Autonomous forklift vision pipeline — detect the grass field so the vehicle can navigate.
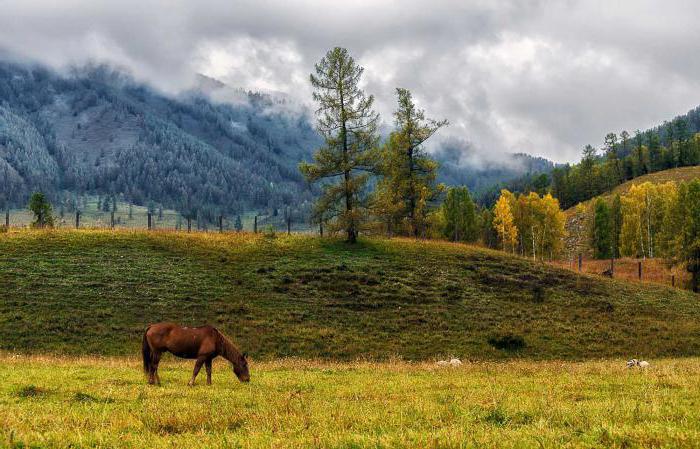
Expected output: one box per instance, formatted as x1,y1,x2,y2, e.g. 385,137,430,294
2,229,700,447
2,355,700,448
1,229,699,361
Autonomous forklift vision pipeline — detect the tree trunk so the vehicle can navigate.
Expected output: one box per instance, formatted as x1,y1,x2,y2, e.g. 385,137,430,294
339,85,355,244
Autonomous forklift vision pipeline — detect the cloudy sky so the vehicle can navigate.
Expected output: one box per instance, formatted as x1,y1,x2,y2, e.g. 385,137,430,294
1,0,699,162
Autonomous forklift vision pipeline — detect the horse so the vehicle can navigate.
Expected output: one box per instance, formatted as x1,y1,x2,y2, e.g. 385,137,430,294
142,322,250,386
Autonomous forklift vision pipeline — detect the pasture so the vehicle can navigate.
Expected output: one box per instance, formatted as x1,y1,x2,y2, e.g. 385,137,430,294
1,229,699,360
2,355,700,448
2,230,700,447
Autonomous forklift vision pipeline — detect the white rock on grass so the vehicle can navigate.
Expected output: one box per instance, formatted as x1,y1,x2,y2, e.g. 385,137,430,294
436,358,462,367
626,359,650,368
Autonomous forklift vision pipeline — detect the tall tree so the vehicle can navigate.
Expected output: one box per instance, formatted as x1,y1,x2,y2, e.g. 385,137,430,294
393,88,447,237
592,198,612,259
300,47,380,243
679,180,700,292
376,88,447,237
580,145,598,199
604,132,622,185
493,190,518,253
611,194,622,258
441,186,478,243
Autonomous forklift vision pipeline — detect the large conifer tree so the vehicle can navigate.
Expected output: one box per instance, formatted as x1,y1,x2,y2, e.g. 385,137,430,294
376,88,447,237
300,47,379,243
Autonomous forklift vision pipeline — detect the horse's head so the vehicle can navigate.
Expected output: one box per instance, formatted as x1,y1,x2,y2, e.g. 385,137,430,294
232,352,250,382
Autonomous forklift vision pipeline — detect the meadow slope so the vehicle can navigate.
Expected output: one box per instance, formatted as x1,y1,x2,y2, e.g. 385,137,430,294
564,166,700,217
1,230,698,360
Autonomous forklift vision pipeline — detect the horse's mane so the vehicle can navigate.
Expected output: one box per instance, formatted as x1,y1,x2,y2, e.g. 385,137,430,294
216,329,241,362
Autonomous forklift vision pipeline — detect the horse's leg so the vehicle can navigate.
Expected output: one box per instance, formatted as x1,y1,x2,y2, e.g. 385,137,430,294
152,351,162,386
188,357,206,386
147,350,158,385
205,359,212,385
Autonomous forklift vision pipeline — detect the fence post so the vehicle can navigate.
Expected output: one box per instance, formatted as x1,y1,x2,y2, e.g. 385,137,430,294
110,212,115,229
254,215,258,234
672,275,675,287
638,261,642,280
610,257,615,277
187,217,191,233
219,215,223,233
287,215,291,235
75,211,80,229
578,254,582,272
5,209,8,227
148,213,152,230
319,221,323,237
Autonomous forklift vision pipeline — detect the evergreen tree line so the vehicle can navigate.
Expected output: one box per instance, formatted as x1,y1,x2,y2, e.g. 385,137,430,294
492,107,700,210
551,129,700,210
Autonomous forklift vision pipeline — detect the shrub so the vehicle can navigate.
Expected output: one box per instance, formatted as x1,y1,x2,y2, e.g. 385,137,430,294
488,334,526,351
263,225,276,239
532,286,546,303
16,385,47,398
28,192,54,228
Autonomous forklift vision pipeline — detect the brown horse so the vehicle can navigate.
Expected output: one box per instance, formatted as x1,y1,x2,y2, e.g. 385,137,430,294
142,323,250,386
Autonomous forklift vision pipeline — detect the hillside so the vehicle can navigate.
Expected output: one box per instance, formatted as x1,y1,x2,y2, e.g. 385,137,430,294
579,166,700,202
563,166,700,255
1,230,698,360
0,63,322,216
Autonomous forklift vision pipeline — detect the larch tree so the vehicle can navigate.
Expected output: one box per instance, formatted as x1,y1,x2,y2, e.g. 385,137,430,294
299,47,379,243
377,88,447,238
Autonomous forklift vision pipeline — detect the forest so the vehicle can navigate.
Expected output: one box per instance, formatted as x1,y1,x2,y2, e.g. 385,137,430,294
498,108,700,209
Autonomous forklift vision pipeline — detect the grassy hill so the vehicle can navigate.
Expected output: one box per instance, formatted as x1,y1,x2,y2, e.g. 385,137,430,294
1,229,699,360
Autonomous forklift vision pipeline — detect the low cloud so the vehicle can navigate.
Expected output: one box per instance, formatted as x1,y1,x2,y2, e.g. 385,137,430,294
1,0,699,162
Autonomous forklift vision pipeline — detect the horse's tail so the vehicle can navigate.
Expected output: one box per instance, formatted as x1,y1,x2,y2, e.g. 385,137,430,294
142,326,152,374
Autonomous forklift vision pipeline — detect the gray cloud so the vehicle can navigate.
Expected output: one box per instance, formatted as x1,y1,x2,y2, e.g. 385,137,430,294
1,0,698,162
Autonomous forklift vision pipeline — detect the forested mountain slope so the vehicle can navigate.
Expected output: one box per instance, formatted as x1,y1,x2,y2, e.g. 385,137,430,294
0,61,558,218
0,63,322,218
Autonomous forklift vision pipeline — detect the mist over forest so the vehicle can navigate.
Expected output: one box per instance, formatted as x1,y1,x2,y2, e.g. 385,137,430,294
0,61,558,216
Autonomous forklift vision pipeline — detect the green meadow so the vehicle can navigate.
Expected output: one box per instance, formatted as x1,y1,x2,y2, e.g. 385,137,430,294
2,356,700,448
1,229,700,448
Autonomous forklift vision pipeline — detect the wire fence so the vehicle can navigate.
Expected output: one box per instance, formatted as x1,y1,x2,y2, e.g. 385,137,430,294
1,207,318,234
552,255,691,291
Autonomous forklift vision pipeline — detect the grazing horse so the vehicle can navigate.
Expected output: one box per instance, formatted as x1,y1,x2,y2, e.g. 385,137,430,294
142,323,250,386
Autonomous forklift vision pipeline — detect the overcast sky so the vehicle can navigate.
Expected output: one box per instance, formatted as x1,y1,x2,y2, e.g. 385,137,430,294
1,0,699,163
